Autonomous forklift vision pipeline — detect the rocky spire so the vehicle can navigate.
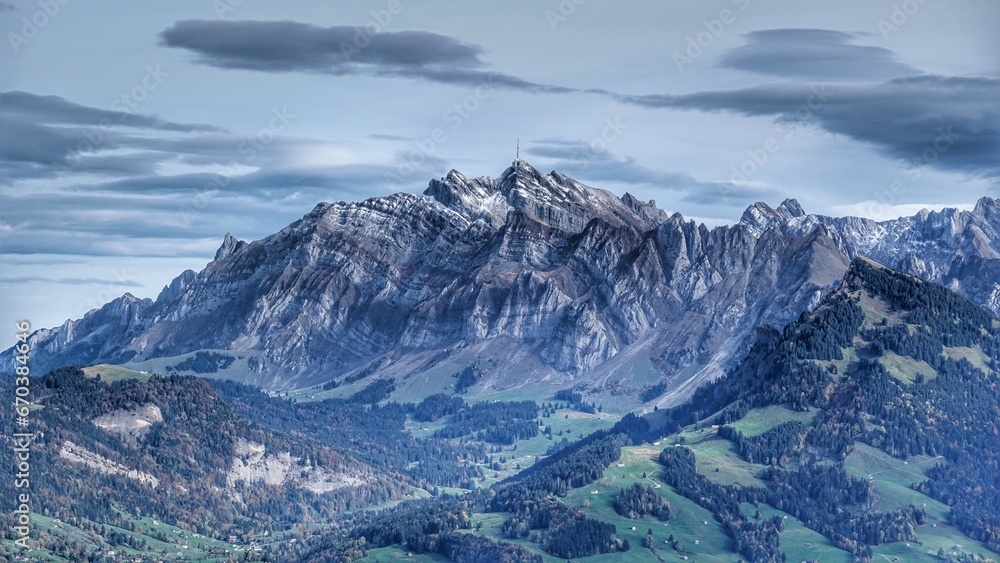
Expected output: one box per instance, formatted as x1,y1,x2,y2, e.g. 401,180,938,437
214,232,248,260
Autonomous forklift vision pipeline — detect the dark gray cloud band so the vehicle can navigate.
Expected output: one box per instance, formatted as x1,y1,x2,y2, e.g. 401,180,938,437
0,90,220,132
159,19,574,93
0,91,224,179
614,28,999,178
719,29,919,80
618,75,1000,178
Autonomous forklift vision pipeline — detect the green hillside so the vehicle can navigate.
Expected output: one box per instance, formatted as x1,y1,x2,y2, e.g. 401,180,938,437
0,369,406,561
280,257,1000,563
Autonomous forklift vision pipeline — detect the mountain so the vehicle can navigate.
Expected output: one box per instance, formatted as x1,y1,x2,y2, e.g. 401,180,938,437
743,197,1000,312
0,367,415,560
5,162,999,405
291,258,1000,563
643,257,1000,561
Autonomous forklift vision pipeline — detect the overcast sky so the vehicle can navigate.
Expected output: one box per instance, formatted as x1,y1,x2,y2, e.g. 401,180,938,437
1,0,998,330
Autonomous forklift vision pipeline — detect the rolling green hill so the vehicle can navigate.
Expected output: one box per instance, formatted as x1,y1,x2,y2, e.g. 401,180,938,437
638,257,1000,561
281,257,1000,562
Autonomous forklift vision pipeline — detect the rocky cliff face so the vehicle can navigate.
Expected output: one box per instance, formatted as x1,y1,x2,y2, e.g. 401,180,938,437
5,161,999,401
742,197,1000,316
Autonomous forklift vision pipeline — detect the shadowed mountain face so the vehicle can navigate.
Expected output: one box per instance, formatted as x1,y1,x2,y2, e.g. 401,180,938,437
5,162,999,400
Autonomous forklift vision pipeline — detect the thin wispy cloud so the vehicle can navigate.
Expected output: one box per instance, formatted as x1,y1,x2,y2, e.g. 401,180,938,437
526,139,782,209
0,276,144,287
0,91,220,132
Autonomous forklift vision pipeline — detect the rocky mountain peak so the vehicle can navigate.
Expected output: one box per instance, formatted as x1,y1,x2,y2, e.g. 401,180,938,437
97,292,151,326
215,232,248,260
424,168,506,228
740,201,780,236
777,198,806,218
425,161,663,233
621,192,669,226
496,159,566,201
157,269,198,302
739,198,809,236
974,196,1000,218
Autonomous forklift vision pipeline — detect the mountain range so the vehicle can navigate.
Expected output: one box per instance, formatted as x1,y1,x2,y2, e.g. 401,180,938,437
294,257,1000,562
5,161,999,406
4,160,1000,561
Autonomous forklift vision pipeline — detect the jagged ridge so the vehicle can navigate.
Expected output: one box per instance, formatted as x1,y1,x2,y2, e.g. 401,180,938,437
4,162,999,402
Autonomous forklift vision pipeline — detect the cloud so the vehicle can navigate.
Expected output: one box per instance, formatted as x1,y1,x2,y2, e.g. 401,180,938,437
0,2,15,12
0,91,226,179
528,139,699,185
368,133,410,141
0,276,144,287
617,75,1000,178
0,92,362,191
0,191,261,257
0,89,457,257
160,20,482,71
159,19,574,93
679,183,781,206
719,29,919,81
0,91,219,132
68,163,422,200
829,201,976,222
0,163,446,258
526,139,781,208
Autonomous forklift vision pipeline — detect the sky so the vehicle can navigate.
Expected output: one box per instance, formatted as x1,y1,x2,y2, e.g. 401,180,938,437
1,0,998,330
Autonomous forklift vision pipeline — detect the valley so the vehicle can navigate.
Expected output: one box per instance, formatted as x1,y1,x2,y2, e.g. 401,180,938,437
2,166,999,562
